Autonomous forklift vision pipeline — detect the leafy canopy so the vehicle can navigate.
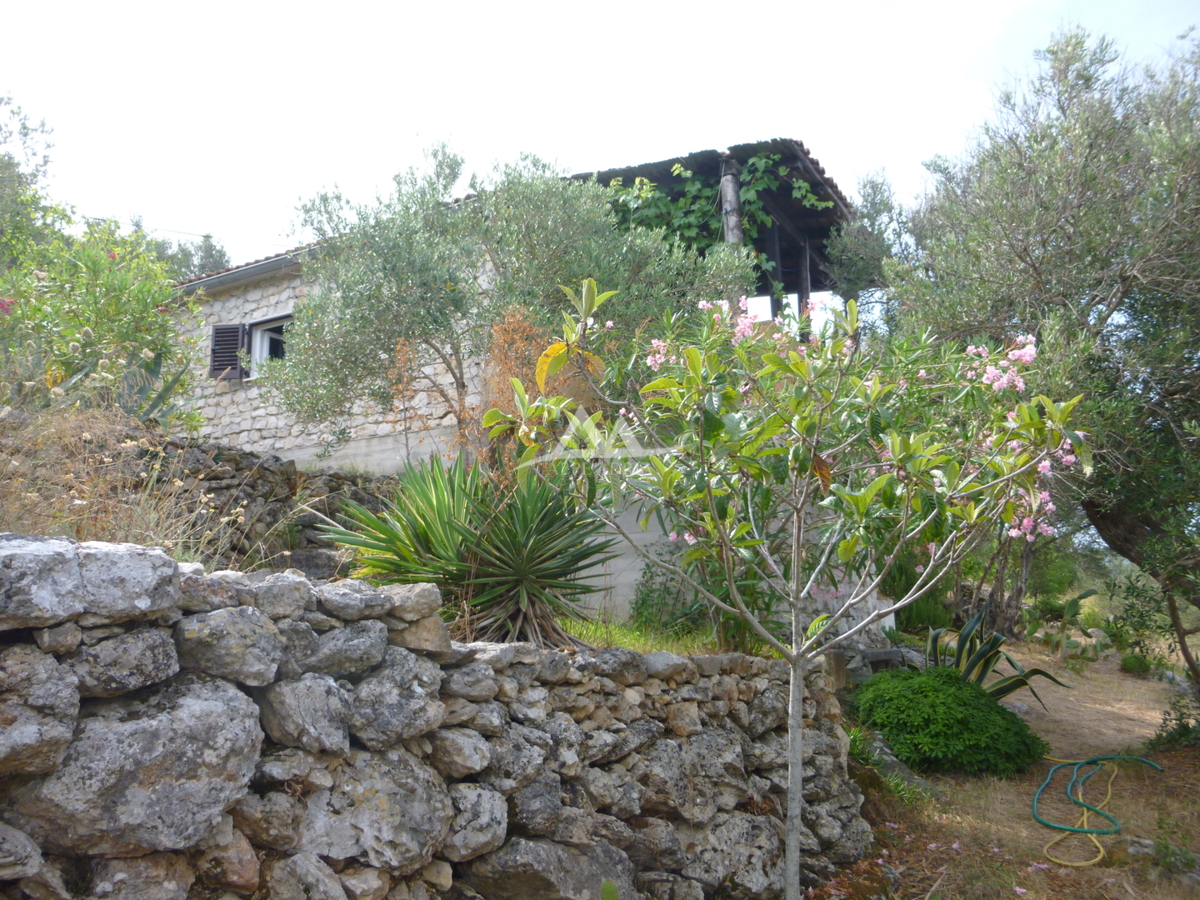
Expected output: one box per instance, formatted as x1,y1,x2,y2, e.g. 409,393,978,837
265,149,757,441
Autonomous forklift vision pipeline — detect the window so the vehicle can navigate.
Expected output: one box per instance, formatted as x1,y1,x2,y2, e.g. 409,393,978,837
208,315,292,380
249,317,289,377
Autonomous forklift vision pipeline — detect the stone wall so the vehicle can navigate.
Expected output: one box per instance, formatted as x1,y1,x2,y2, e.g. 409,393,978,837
183,270,479,474
0,535,870,900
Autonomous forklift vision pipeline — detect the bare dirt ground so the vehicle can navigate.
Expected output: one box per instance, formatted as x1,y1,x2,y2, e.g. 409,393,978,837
818,646,1200,900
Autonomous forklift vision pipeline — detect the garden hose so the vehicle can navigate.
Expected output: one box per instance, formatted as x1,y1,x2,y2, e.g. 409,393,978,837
1032,755,1163,867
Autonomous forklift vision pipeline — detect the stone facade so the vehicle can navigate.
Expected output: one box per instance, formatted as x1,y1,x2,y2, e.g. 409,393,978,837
182,262,477,474
0,534,871,900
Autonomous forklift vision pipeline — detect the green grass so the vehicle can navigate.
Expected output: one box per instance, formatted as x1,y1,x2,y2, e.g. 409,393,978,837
559,616,722,656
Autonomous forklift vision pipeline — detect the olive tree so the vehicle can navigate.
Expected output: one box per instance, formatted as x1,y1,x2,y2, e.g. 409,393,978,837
266,149,757,449
836,30,1200,681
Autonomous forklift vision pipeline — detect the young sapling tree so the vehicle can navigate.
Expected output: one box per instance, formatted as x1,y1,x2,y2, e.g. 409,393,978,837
486,280,1085,899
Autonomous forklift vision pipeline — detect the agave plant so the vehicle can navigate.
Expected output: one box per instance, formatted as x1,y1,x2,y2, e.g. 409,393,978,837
926,604,1069,708
323,455,617,647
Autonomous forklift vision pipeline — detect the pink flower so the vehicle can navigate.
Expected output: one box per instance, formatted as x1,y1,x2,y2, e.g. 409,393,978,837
107,251,117,260
915,564,925,574
918,369,928,379
952,841,961,851
1008,528,1023,539
1038,522,1056,537
738,296,749,312
604,320,614,330
732,313,756,343
698,301,713,310
0,297,13,315
668,532,679,542
1061,454,1076,467
1014,889,1027,896
683,532,698,545
1038,460,1052,474
927,843,940,851
1039,490,1052,503
646,338,670,371
1008,344,1037,365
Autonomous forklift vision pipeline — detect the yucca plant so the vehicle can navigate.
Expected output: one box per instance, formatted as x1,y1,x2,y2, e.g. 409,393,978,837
326,453,482,587
926,604,1069,708
323,455,617,647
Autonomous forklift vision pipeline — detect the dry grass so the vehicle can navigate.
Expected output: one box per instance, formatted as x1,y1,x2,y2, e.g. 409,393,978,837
0,407,253,563
825,646,1199,900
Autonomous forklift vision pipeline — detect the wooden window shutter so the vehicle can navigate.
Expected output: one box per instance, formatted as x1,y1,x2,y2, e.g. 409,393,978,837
209,324,248,379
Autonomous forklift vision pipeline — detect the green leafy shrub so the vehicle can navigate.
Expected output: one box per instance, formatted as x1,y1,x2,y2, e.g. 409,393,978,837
856,666,1049,777
896,591,952,631
1120,652,1153,675
1147,695,1200,751
324,455,617,646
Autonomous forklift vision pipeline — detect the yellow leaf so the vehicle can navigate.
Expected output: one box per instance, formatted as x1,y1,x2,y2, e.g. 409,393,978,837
582,351,606,381
535,342,568,393
811,452,832,494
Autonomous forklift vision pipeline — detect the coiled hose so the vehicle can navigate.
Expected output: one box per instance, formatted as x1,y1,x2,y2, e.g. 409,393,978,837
1032,755,1164,866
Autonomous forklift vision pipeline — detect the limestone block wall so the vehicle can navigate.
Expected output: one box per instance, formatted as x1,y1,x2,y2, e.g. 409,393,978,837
0,534,870,900
183,271,480,473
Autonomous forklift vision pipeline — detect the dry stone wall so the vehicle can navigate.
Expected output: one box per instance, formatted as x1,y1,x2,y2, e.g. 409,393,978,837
0,534,871,900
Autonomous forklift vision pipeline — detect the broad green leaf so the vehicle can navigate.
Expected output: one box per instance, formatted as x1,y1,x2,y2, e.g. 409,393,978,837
837,535,860,562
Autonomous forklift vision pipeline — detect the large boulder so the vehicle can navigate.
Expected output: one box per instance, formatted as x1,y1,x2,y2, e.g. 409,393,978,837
0,535,87,630
0,644,79,776
68,628,179,697
87,852,194,900
259,673,352,753
266,852,348,900
679,812,794,900
0,822,42,881
465,837,636,900
299,619,388,677
349,647,445,749
229,791,306,852
74,541,179,625
0,675,261,856
298,749,452,873
250,570,316,619
174,606,283,686
315,579,396,620
440,784,507,863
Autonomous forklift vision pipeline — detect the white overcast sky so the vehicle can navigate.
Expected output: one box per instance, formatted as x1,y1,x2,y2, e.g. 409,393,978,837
3,0,1195,267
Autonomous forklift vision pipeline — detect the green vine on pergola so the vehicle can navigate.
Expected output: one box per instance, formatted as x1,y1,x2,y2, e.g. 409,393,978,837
606,152,832,284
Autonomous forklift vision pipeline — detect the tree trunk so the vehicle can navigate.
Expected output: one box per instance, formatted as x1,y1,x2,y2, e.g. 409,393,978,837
784,625,808,900
999,538,1036,636
1166,593,1200,696
1084,495,1200,688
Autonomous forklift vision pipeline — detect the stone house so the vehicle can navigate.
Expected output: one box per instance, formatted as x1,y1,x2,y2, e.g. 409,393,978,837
178,138,851,471
176,138,856,615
